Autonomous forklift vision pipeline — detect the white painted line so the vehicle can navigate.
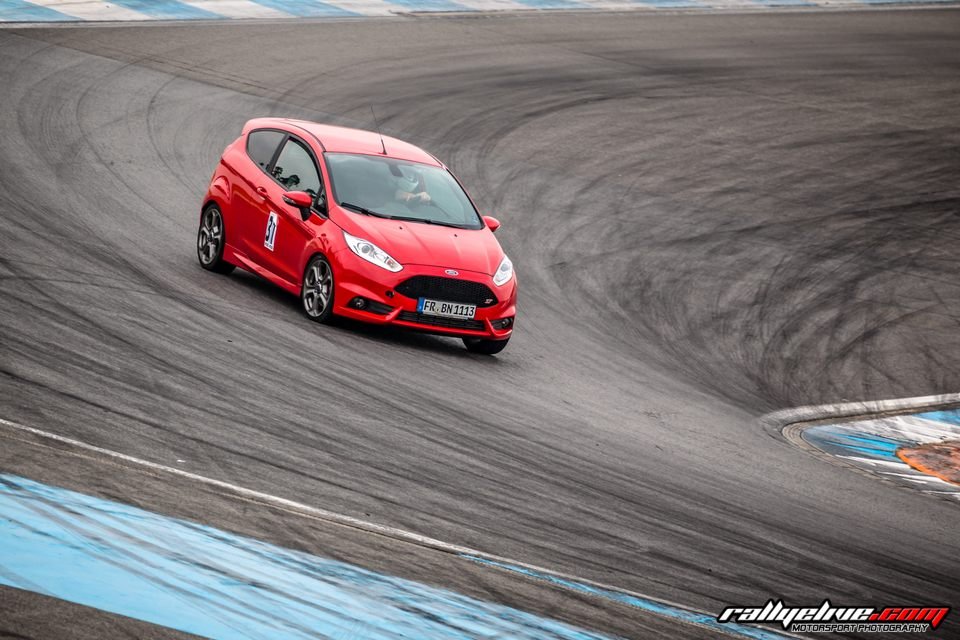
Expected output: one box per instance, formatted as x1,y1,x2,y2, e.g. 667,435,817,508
25,0,148,21
576,0,651,10
449,0,532,12
880,472,952,485
899,414,960,440
180,0,293,19
702,0,762,5
836,456,910,468
324,0,399,15
0,416,788,639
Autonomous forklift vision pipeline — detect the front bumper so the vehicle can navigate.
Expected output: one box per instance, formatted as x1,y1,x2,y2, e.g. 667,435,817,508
331,252,517,340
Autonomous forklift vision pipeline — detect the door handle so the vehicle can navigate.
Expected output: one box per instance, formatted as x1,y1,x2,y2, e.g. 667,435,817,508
256,186,268,199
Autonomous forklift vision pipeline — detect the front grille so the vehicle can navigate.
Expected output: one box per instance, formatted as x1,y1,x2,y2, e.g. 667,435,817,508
395,276,497,307
397,311,485,332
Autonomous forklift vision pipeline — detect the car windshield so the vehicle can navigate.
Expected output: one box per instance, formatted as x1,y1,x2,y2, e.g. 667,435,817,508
325,153,482,229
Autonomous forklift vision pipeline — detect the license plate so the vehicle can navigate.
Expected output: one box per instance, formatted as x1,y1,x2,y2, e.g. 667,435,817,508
417,298,477,319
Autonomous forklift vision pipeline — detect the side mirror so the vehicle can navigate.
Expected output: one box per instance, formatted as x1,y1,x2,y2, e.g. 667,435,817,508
282,191,313,221
482,216,501,233
314,191,328,217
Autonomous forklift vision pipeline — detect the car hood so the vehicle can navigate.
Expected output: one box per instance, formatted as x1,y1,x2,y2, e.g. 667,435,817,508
336,213,504,275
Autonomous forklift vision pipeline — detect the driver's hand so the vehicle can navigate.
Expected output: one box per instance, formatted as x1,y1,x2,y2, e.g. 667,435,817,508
417,192,431,203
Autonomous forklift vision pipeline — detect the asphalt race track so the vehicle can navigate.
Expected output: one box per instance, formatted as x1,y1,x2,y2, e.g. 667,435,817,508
1,9,959,638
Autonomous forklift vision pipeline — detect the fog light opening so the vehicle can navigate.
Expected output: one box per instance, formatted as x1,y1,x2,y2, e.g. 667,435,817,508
349,297,394,315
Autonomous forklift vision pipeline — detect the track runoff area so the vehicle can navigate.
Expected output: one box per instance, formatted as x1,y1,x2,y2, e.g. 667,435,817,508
1,5,960,640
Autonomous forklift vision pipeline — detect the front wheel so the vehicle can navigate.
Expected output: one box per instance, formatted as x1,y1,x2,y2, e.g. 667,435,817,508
197,205,235,274
463,336,510,355
302,255,336,323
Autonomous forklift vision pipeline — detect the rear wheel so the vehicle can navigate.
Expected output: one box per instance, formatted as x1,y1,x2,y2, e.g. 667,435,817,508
302,255,336,323
197,205,234,274
463,336,510,355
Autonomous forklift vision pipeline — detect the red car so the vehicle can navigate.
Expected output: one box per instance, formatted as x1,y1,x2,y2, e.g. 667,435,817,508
197,118,516,354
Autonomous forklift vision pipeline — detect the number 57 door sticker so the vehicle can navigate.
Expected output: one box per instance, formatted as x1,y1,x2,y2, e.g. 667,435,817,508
264,212,278,251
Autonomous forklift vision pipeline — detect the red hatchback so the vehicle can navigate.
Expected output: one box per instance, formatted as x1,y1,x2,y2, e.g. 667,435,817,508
197,118,516,354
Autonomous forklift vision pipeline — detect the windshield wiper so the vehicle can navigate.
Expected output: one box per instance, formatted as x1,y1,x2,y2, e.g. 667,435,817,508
340,203,471,229
388,215,469,229
339,202,391,219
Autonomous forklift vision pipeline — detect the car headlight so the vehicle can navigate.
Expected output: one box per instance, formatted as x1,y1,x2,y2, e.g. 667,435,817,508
493,255,513,286
343,230,402,272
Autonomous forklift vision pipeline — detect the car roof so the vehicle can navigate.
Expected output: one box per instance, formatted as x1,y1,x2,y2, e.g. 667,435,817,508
242,118,444,168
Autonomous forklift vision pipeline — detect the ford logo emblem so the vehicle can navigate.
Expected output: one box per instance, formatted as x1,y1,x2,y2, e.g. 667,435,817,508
445,269,459,276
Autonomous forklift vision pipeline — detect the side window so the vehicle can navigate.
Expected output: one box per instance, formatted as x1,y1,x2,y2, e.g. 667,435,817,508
246,130,285,171
272,139,322,198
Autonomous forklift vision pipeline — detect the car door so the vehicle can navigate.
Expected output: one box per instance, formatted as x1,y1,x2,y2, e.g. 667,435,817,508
232,129,285,261
257,135,326,286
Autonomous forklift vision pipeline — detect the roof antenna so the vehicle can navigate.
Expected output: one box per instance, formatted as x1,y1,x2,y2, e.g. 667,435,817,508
369,105,387,155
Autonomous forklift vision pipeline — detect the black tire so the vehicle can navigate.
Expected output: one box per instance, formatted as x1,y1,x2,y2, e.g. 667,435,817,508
197,205,235,274
462,336,510,355
301,254,336,323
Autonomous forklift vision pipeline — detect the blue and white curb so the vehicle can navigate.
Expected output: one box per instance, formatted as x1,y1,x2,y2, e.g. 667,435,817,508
0,417,796,639
801,409,960,499
1,0,959,22
0,473,799,639
0,473,616,640
768,395,960,500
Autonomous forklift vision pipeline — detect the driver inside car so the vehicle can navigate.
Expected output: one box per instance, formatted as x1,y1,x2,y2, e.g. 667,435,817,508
393,167,431,204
